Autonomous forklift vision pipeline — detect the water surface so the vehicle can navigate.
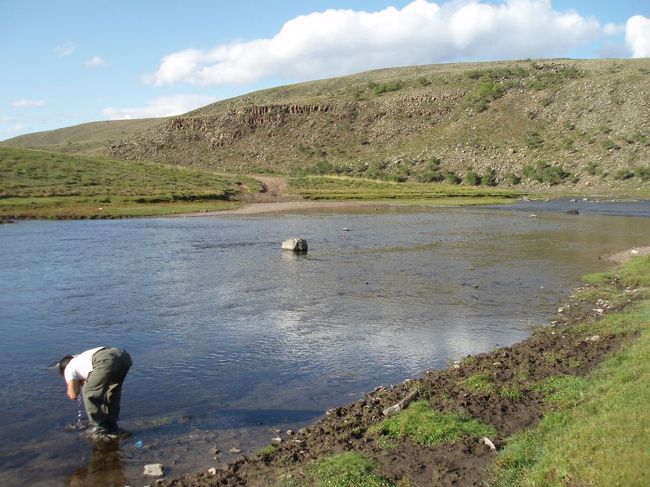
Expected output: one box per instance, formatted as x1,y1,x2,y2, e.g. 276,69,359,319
1,203,649,486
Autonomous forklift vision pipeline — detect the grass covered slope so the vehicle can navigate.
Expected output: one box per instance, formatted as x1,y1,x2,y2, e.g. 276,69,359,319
287,176,522,203
0,147,255,219
6,58,648,193
490,257,650,486
2,119,159,156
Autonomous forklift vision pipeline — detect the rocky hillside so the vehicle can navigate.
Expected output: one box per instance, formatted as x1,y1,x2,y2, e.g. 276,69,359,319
5,59,650,189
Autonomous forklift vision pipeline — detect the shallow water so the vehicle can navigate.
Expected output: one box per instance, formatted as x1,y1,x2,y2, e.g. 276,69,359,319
1,203,649,486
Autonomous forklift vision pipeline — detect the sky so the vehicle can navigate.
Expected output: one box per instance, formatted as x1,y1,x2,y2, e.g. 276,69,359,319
1,0,648,140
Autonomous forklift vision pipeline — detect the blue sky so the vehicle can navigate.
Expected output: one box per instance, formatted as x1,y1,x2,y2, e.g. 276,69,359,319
1,0,648,140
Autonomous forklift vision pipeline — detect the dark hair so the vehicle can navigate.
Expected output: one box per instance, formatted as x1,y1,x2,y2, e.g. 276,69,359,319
58,355,74,376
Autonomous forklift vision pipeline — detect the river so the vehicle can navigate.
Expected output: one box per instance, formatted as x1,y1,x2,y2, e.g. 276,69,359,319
0,200,648,486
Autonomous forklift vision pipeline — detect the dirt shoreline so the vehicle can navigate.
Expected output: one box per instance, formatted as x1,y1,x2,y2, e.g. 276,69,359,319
182,200,416,217
604,246,650,264
160,249,646,486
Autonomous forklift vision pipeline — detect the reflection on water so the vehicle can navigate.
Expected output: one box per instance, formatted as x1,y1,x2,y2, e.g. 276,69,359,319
67,447,126,487
1,203,649,486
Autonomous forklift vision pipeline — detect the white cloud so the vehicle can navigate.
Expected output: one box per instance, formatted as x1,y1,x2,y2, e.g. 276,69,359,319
145,0,602,88
55,43,75,57
603,23,625,36
12,99,46,108
102,94,220,120
85,56,107,68
626,15,650,58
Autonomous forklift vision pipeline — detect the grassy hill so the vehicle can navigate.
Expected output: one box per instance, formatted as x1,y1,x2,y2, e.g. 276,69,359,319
0,146,257,219
3,58,650,191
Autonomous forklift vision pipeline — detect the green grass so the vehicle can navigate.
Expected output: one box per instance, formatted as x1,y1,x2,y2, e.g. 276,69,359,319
256,445,277,461
368,400,496,447
0,146,249,218
463,373,524,400
288,176,522,203
463,373,497,394
490,256,650,486
307,452,394,487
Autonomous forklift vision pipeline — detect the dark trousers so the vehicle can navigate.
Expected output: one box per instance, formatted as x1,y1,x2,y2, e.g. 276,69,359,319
83,348,132,431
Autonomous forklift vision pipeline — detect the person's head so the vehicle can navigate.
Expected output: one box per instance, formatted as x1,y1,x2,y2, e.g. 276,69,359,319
57,355,74,376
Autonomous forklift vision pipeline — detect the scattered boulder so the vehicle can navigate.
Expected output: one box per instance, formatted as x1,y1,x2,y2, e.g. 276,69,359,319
143,463,164,477
566,209,579,215
282,238,308,253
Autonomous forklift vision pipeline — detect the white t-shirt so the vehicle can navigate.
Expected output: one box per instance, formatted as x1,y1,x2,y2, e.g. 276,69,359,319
64,347,105,383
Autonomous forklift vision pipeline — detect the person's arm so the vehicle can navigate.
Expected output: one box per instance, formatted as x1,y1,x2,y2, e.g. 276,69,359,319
67,379,80,400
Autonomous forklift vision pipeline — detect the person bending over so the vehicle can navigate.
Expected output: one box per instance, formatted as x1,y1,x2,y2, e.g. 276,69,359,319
58,347,132,438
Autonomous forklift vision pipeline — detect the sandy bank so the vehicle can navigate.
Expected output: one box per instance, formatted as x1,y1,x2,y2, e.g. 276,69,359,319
605,246,650,265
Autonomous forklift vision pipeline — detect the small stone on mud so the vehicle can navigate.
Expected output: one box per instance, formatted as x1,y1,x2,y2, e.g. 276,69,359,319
211,447,220,455
271,437,282,445
593,308,604,314
585,335,601,342
208,467,217,476
143,463,164,477
228,448,242,454
286,429,294,436
480,437,497,451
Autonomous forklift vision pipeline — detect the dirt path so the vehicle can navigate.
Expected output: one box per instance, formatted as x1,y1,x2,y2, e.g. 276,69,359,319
239,176,294,203
189,175,402,216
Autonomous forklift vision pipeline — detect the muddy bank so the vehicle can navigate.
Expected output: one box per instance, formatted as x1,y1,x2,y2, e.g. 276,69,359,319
161,262,644,486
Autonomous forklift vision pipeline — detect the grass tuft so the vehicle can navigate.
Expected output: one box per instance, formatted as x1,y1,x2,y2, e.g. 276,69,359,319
368,401,496,447
308,452,394,487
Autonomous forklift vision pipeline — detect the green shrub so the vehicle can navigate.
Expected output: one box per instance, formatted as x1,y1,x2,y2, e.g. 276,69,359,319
602,138,621,151
613,169,634,180
371,81,402,96
466,81,506,112
525,131,544,149
481,168,498,186
503,172,521,185
634,166,650,181
585,162,601,176
418,170,444,183
465,170,481,186
444,170,462,184
540,97,553,107
523,161,572,185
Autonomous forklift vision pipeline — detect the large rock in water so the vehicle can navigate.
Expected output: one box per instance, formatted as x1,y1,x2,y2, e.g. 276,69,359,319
282,238,308,253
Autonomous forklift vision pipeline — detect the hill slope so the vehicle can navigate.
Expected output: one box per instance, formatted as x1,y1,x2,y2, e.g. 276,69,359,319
4,59,650,189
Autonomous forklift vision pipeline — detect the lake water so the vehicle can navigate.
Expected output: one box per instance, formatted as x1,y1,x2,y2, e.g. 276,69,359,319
1,201,649,486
